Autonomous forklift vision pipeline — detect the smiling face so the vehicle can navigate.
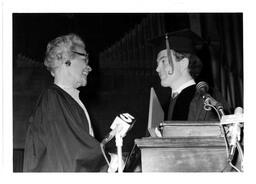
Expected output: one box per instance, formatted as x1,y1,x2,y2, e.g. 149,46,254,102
155,49,183,88
67,48,92,88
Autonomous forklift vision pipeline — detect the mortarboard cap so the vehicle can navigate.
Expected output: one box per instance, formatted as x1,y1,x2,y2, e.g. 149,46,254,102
150,28,205,54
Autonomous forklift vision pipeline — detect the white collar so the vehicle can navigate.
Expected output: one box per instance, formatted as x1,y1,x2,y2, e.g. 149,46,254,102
172,79,196,95
55,83,80,99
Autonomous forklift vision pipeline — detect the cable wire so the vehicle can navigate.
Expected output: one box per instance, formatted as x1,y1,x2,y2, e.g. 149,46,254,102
205,103,230,158
237,141,244,171
100,143,110,167
229,161,241,172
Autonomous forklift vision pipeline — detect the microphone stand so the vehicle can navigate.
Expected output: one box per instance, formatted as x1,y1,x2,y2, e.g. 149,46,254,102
203,95,243,172
203,96,229,149
115,133,123,173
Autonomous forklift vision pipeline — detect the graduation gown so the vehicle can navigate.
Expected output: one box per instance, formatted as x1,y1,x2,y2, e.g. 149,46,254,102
167,84,230,121
23,84,107,172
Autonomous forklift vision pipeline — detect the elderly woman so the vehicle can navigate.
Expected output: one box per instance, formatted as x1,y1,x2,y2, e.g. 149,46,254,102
23,34,107,172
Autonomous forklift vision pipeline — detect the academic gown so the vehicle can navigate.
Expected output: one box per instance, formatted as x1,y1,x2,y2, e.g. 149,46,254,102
23,84,107,172
167,84,230,121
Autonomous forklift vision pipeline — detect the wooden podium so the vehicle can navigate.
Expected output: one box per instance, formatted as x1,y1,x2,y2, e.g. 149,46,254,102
135,88,230,172
135,121,230,172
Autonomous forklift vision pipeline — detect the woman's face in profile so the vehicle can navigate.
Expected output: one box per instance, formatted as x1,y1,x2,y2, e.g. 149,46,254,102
67,48,92,88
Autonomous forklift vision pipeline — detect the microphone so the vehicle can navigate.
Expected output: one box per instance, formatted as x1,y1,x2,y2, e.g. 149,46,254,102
101,113,135,145
229,107,243,160
196,81,224,111
196,81,209,95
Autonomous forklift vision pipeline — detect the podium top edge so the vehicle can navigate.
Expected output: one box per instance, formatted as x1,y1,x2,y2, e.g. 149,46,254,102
161,121,220,126
135,136,226,148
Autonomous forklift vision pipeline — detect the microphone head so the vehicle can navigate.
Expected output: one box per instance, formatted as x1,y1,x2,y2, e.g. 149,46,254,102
110,113,135,137
196,81,209,94
234,107,243,114
101,113,136,145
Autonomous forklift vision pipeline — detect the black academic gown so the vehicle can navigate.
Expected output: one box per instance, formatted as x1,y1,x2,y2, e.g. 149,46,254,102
23,84,107,172
167,84,230,121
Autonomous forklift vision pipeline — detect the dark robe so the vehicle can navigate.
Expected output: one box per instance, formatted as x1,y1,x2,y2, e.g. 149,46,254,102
167,84,230,121
23,84,107,172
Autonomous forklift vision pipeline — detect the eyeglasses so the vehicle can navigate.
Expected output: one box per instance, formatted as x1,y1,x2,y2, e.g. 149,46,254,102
71,50,89,59
71,50,89,65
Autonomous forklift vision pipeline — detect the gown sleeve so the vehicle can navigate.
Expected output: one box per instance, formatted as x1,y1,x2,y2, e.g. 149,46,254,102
23,86,107,172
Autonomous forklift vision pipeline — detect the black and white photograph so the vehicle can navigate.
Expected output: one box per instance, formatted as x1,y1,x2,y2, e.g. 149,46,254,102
12,12,243,172
1,0,255,183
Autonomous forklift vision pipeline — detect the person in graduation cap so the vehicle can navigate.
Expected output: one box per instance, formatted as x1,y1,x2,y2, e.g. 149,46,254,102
23,33,109,172
154,29,230,121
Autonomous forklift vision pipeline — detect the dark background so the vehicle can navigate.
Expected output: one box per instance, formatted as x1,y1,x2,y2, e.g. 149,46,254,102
13,13,243,171
13,13,147,68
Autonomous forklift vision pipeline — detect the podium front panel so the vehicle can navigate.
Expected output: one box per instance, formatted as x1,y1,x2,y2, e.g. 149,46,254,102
135,137,229,172
141,147,227,172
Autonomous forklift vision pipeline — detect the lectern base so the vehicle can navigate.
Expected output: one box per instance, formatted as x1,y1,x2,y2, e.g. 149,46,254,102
135,137,231,172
